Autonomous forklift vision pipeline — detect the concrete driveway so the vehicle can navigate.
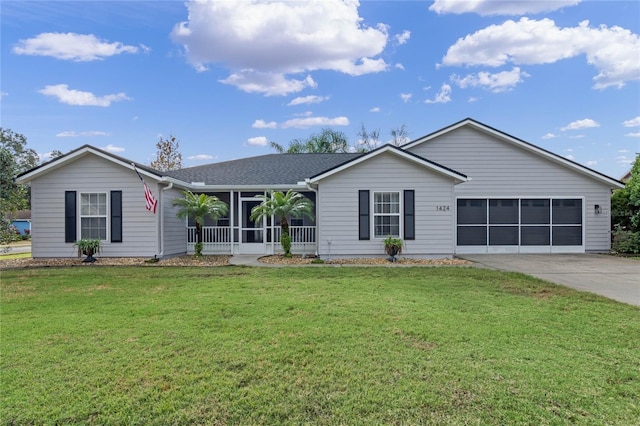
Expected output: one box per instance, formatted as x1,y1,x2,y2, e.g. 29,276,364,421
460,254,640,307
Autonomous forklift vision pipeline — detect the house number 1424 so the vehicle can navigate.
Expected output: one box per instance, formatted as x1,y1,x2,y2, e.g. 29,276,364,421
436,205,450,211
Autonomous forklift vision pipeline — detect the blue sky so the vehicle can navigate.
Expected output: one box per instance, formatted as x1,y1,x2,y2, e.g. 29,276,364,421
1,0,639,179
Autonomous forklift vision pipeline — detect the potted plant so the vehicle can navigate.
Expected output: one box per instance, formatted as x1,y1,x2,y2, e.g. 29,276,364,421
74,238,102,263
383,236,404,262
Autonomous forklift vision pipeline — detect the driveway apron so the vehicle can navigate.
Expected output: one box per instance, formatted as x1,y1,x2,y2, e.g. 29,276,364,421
460,254,640,307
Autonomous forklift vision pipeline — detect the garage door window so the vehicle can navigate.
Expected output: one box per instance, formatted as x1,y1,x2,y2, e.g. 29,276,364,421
457,198,583,247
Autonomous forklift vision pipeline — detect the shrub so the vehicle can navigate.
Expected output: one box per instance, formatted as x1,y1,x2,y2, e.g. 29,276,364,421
611,225,640,254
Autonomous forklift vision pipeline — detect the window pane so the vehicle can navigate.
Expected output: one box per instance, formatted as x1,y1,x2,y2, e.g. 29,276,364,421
81,217,106,240
489,226,518,245
553,226,582,245
374,216,400,238
553,199,582,224
521,226,550,245
457,199,487,224
521,199,550,224
457,226,487,245
489,199,518,224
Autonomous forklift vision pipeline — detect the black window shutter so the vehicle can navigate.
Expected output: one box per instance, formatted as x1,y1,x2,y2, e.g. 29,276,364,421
404,190,415,240
111,191,123,243
65,191,77,243
358,190,370,240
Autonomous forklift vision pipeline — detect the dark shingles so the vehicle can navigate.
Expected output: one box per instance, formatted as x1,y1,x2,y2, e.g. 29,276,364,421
165,153,362,185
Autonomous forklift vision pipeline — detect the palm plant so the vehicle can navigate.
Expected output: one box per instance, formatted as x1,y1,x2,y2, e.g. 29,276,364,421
250,190,315,257
173,191,228,256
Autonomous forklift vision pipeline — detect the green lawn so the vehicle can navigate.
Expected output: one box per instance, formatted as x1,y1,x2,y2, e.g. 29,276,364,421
2,266,638,425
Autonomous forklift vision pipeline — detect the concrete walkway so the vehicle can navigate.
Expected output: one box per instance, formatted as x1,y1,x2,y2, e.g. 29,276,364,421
460,254,640,307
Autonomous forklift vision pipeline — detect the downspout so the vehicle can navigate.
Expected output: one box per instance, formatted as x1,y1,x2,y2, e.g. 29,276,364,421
304,179,319,256
158,182,174,258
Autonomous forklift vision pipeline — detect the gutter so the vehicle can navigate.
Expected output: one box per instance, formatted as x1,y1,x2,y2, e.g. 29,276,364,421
158,182,174,258
303,179,319,257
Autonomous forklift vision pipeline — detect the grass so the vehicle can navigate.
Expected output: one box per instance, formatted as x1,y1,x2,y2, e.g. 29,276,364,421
2,266,639,425
0,252,30,260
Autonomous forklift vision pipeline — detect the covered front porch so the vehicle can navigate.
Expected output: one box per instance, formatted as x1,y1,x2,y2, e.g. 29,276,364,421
184,190,317,256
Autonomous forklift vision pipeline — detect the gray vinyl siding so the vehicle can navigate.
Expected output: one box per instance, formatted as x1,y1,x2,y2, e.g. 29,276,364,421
30,155,160,258
406,126,614,251
161,187,187,257
316,152,456,258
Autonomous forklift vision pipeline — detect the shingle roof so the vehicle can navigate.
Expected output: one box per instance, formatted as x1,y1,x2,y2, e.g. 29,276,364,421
164,153,363,186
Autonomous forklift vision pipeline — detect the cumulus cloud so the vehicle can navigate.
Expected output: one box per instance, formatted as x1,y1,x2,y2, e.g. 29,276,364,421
430,0,580,16
561,118,600,131
400,93,412,103
101,144,125,153
39,84,131,107
288,95,329,106
564,154,575,160
56,130,110,137
451,67,530,93
13,32,146,61
425,84,452,104
252,119,278,129
440,18,640,89
623,116,640,127
542,133,558,139
585,160,598,167
370,107,381,112
395,30,411,45
171,0,389,95
247,136,269,147
187,154,215,161
281,116,349,129
626,132,640,138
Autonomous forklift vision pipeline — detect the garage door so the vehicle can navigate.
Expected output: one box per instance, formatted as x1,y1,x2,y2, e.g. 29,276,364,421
456,198,584,253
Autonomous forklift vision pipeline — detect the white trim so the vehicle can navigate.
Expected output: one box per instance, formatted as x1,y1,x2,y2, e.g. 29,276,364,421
78,191,108,241
372,191,402,239
308,145,467,184
404,119,624,189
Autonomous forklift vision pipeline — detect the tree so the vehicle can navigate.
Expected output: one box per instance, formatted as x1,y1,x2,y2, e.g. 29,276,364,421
250,190,314,257
150,133,182,171
357,124,380,152
0,128,38,244
627,154,640,230
270,128,351,153
173,191,228,256
390,124,410,146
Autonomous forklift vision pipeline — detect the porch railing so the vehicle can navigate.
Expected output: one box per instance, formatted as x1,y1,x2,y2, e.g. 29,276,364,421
187,225,316,254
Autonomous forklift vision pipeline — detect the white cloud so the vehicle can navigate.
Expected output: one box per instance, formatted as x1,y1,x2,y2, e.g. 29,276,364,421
568,135,585,139
619,149,630,153
623,116,640,127
13,32,145,61
451,67,530,93
281,116,349,129
561,118,600,131
252,119,278,129
542,133,558,139
39,84,131,107
56,130,110,137
467,97,479,103
101,144,125,153
430,0,580,16
187,154,214,161
288,95,328,106
440,18,640,89
394,30,411,45
425,84,452,104
395,63,405,71
0,91,7,98
625,132,640,138
564,154,575,160
171,0,389,95
617,155,633,165
370,107,381,112
585,160,598,167
400,93,412,103
247,136,269,147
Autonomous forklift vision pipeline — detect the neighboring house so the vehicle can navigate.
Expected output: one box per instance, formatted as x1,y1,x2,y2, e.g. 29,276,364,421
9,210,31,236
620,170,631,183
16,118,624,259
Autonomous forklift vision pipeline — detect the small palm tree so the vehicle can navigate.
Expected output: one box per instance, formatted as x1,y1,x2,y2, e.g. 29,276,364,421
173,191,228,256
250,190,315,257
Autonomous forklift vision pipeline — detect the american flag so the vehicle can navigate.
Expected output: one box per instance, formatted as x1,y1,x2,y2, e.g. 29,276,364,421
144,182,158,214
132,163,158,214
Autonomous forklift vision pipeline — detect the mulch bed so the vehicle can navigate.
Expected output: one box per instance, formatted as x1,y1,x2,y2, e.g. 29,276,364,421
259,255,473,266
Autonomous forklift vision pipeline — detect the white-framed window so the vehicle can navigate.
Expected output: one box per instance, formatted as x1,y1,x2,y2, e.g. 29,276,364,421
80,193,107,240
373,192,400,238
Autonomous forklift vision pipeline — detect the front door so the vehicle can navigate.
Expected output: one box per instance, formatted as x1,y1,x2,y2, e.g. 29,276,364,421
240,199,264,254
